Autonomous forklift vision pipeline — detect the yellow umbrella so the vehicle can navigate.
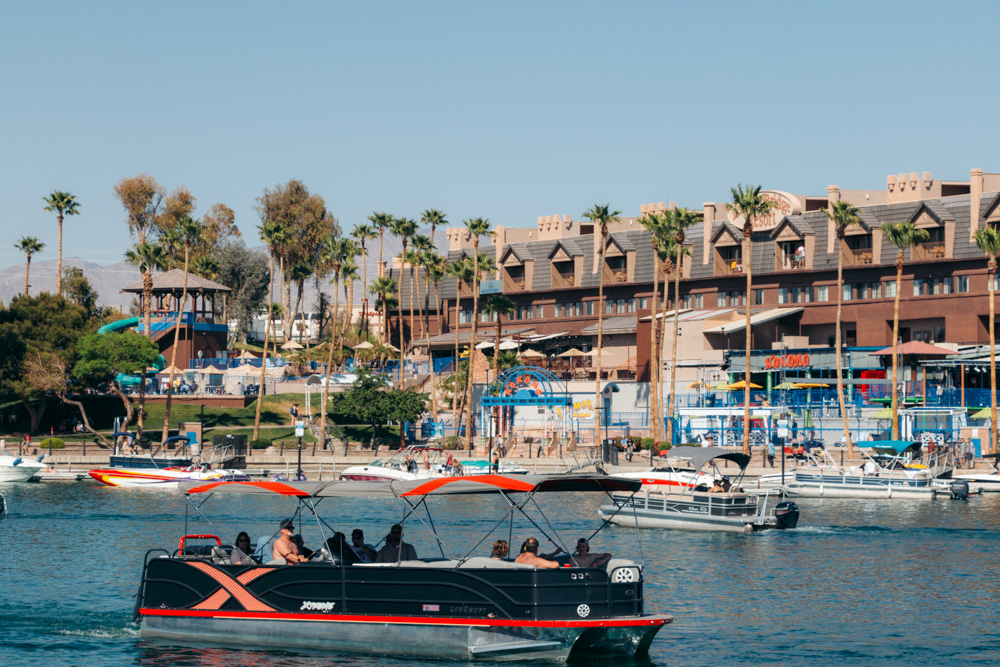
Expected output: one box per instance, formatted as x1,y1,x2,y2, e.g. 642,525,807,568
709,381,730,390
971,407,994,420
726,380,762,390
794,382,830,389
685,380,708,389
774,382,799,390
872,407,894,420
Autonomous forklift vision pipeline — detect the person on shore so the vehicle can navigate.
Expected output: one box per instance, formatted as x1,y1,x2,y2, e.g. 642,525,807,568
490,539,509,560
492,452,500,474
572,538,612,568
375,524,417,563
289,403,299,425
272,518,308,565
231,532,256,565
350,529,377,562
514,538,561,568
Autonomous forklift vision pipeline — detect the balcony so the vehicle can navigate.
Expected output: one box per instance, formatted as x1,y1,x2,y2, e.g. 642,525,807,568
844,246,873,266
913,241,946,261
510,278,526,291
552,271,575,288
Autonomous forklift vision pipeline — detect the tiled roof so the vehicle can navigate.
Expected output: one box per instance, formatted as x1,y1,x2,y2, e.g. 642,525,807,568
121,269,231,293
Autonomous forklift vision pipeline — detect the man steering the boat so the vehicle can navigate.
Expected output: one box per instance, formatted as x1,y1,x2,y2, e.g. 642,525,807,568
375,524,417,562
514,537,561,569
273,518,309,565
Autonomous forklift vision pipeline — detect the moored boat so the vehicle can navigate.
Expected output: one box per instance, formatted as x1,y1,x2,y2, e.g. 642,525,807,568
135,475,671,661
339,445,453,482
599,447,800,533
0,450,47,482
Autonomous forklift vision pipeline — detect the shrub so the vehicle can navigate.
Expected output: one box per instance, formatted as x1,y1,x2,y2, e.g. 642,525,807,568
439,435,462,450
38,437,65,449
250,439,271,450
640,438,655,450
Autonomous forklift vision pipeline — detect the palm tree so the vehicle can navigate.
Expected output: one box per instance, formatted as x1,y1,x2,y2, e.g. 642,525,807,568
370,275,398,345
14,236,45,297
422,209,447,251
582,204,622,441
390,217,418,384
726,185,777,455
482,294,515,455
446,256,473,417
318,234,353,447
411,234,434,348
340,258,360,356
124,240,168,444
881,222,930,440
368,211,393,278
352,222,377,337
290,261,314,347
656,235,679,444
421,251,445,422
461,218,493,452
639,212,666,440
665,208,698,446
821,201,863,457
43,191,81,294
161,217,204,444
253,221,288,441
975,226,1000,455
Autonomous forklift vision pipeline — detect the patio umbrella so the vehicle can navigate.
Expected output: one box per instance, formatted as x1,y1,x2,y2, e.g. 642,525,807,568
685,380,708,389
971,407,994,420
200,366,224,375
726,380,762,390
281,340,303,350
803,409,814,429
872,407,894,419
709,381,730,390
519,349,545,358
498,340,519,350
476,341,494,349
558,348,585,357
774,382,799,390
157,364,186,375
237,349,256,359
383,343,400,352
353,341,375,350
794,382,830,389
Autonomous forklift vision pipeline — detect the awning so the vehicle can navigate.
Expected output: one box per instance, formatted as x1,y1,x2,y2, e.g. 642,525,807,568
703,308,804,335
664,446,751,471
870,341,954,356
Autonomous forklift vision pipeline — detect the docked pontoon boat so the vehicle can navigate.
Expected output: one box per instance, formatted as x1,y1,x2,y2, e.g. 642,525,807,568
599,447,800,533
135,475,671,661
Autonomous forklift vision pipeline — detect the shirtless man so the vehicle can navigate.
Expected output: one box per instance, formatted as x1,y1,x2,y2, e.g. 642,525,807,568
572,538,612,568
514,537,561,569
272,518,308,565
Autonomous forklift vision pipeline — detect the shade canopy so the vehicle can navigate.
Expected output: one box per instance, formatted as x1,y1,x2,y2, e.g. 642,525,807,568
794,382,830,389
383,344,400,352
475,341,494,349
774,382,799,390
726,380,762,390
559,348,585,358
237,349,256,359
664,446,752,471
584,349,604,357
280,340,303,350
685,380,708,389
353,341,375,350
872,407,895,419
971,407,994,420
157,365,186,375
519,349,545,358
498,340,519,350
870,341,954,357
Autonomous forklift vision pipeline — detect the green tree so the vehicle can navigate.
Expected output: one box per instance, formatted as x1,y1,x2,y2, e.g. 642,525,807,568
214,240,268,343
385,387,429,449
975,225,1000,455
74,331,159,439
61,266,100,317
123,241,168,442
340,257,360,351
352,222,378,338
582,203,622,440
461,218,493,452
253,220,289,441
370,275,398,345
421,208,447,253
882,222,930,440
726,185,777,455
14,236,45,297
339,368,391,448
318,234,355,446
390,217,419,383
821,201,863,457
161,217,205,444
368,211,393,279
114,175,166,334
665,208,698,445
482,294,514,455
445,256,474,417
43,191,81,294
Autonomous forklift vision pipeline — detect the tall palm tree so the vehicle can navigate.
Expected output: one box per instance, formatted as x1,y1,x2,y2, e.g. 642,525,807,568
666,208,698,446
975,226,1000,455
390,217,418,384
340,257,360,354
422,209,447,252
352,222,377,337
425,252,446,336
639,212,666,440
14,236,45,297
368,211,393,278
421,250,445,422
881,222,930,440
482,294,515,454
290,261,314,347
462,218,493,452
161,217,204,444
318,234,353,447
726,185,776,455
43,191,80,294
252,221,288,440
582,204,622,441
446,256,474,417
370,275,398,345
336,240,360,351
124,240,168,444
656,235,679,444
410,234,434,347
821,201,863,457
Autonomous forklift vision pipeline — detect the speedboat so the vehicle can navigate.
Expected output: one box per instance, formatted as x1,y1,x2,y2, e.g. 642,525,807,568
599,447,800,533
340,445,454,482
134,475,671,661
0,450,47,482
777,441,944,499
458,459,530,475
954,453,1000,493
610,461,715,491
89,464,250,488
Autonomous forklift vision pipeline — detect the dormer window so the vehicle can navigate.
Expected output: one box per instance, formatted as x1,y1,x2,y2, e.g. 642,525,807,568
908,203,953,261
714,246,742,275
842,233,873,266
504,264,525,291
912,227,946,261
770,219,811,271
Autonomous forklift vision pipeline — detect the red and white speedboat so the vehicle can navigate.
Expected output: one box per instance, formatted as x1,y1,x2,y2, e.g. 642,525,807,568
340,446,453,482
89,464,250,489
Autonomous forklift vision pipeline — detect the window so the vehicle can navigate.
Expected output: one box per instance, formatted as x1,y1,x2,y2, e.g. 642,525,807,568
517,305,532,320
585,301,594,315
535,305,546,319
605,300,614,314
481,311,496,323
778,288,788,305
884,281,896,298
554,304,563,318
638,297,648,310
912,279,923,297
754,289,765,305
693,294,704,309
934,325,946,343
993,275,999,291
816,285,829,302
717,292,727,307
627,298,636,313
957,276,970,293
869,282,882,299
842,284,853,301
459,309,474,324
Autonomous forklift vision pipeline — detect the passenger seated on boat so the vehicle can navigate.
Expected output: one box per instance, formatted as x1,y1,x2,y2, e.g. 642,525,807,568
707,480,725,493
231,532,257,565
273,518,308,565
291,534,314,559
326,532,362,565
350,529,377,562
572,538,611,568
514,538,561,569
375,524,417,563
490,539,509,560
719,476,732,492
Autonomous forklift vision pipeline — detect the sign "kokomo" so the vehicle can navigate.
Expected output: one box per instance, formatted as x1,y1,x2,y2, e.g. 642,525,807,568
764,353,811,370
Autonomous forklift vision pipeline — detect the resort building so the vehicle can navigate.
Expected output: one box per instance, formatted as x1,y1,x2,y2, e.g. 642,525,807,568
387,167,1000,394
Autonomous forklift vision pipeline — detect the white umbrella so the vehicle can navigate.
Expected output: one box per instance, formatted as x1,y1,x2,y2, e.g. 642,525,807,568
237,349,256,359
353,341,375,350
476,341,493,349
498,340,519,350
519,349,545,358
558,348,585,358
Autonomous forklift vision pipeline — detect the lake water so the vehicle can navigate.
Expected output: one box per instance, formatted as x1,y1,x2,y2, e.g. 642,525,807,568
2,482,1000,666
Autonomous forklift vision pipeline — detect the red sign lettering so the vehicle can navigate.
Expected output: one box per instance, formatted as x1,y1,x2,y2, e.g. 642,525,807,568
764,353,811,370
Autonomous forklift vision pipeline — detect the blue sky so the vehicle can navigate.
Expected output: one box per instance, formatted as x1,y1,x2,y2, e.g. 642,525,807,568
2,1,998,270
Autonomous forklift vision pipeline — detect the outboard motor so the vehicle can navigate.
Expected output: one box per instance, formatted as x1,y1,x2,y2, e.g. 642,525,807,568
773,501,800,529
950,479,970,500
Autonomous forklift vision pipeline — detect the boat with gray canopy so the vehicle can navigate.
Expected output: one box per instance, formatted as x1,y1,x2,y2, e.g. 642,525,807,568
599,446,800,533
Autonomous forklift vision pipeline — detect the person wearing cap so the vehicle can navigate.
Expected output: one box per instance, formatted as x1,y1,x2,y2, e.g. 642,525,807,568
719,476,732,492
350,528,377,562
707,479,725,493
272,518,308,565
514,537,561,569
375,524,417,563
572,538,612,568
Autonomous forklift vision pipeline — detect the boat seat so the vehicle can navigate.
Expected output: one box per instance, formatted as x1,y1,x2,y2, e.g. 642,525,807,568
325,532,361,565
